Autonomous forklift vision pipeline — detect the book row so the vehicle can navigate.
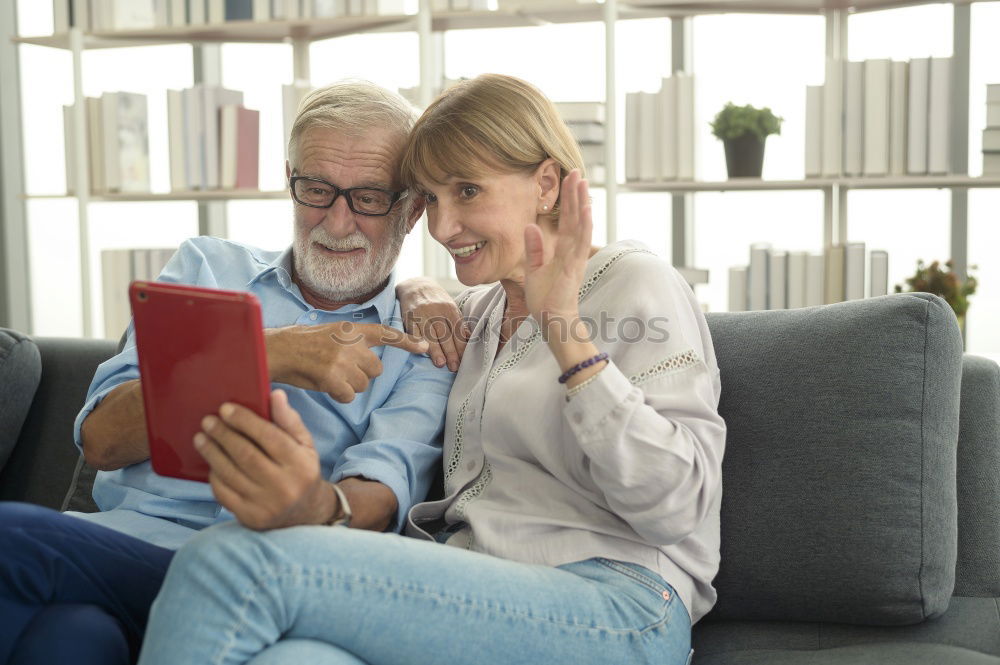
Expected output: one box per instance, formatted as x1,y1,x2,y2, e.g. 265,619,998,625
63,86,261,194
53,0,420,32
101,247,175,339
804,57,977,178
728,242,889,312
983,85,1000,176
623,76,696,182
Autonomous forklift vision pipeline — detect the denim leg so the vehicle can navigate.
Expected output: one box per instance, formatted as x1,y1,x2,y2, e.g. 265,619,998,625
139,522,691,665
0,502,175,663
245,639,368,665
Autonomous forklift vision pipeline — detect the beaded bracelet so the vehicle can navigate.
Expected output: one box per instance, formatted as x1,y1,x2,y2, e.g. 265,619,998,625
558,352,609,384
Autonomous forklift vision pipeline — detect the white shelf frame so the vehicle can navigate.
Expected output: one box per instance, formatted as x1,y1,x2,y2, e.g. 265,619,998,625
9,0,993,335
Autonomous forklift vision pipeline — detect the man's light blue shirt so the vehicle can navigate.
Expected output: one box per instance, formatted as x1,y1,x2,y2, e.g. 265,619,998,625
71,236,454,549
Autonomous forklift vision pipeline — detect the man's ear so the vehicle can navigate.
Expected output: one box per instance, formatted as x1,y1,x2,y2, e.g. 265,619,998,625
405,194,426,233
534,158,561,210
285,161,292,181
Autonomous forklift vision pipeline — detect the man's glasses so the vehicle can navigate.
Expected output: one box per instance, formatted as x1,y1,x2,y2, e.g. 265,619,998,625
289,175,407,217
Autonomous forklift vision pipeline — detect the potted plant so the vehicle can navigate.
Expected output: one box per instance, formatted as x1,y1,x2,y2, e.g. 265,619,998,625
894,259,978,331
710,102,783,178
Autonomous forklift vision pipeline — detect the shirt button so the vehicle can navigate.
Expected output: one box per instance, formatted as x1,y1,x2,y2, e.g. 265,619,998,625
466,460,476,472
309,313,318,321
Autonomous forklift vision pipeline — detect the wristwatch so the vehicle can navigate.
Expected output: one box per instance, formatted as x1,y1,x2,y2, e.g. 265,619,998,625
325,483,353,527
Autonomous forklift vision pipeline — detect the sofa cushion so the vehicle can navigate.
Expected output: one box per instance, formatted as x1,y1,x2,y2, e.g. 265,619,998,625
0,329,42,472
955,355,1000,596
703,293,963,625
693,596,1000,660
692,642,1000,665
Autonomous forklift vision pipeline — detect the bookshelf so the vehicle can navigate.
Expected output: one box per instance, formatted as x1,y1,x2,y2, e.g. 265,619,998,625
4,0,995,337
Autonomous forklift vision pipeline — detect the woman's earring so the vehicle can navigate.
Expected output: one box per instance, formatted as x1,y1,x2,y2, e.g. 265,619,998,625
541,205,549,212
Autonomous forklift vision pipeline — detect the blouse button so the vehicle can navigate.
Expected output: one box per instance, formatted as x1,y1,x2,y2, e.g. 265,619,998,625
467,408,477,422
466,460,476,472
572,412,584,424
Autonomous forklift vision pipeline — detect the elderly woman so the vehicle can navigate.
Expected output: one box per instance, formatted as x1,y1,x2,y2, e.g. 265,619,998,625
137,74,725,665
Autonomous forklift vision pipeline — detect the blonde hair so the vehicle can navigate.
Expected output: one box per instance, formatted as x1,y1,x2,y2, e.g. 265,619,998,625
400,74,585,218
287,80,417,169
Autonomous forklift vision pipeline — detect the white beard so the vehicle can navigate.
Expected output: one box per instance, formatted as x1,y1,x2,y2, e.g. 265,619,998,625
293,218,406,303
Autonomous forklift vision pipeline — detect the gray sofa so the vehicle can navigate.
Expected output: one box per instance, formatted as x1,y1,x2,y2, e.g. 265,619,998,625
1,291,998,664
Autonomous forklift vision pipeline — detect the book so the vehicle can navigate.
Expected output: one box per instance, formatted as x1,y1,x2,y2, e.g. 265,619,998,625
220,105,261,189
787,251,808,309
577,143,604,166
167,89,186,191
225,0,253,20
169,0,187,25
863,59,891,176
844,241,866,300
208,0,226,23
70,0,91,30
87,97,105,193
870,250,889,297
102,249,133,340
889,60,909,176
927,57,952,174
639,92,658,181
843,60,864,177
282,81,313,158
54,0,71,33
983,152,1000,175
804,85,823,178
728,267,748,312
676,73,695,180
106,0,157,30
101,91,151,193
988,83,1000,104
983,128,1000,152
182,85,204,189
806,253,825,307
748,243,770,311
822,58,843,177
824,243,845,304
313,0,346,16
907,57,930,174
202,86,244,189
252,0,271,19
768,250,787,310
624,92,641,182
63,104,77,195
554,102,605,124
988,103,1000,127
566,122,604,144
658,77,678,180
190,0,207,23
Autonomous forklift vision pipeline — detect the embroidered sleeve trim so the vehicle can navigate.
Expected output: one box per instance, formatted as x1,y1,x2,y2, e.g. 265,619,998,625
628,349,701,387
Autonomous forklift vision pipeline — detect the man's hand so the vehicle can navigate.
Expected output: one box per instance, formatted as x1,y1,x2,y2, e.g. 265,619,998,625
265,322,429,402
195,389,332,530
195,389,398,531
396,277,469,372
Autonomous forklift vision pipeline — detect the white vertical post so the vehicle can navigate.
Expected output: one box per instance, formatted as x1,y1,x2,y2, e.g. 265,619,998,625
824,9,847,250
417,0,451,279
194,44,228,238
603,0,617,243
70,27,94,337
292,37,310,82
670,17,693,268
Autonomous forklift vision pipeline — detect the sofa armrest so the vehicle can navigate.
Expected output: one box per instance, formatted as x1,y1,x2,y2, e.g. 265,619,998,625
955,353,1000,596
0,335,117,509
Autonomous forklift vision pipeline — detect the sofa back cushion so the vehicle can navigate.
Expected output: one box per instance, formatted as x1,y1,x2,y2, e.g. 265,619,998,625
0,329,42,473
703,293,963,625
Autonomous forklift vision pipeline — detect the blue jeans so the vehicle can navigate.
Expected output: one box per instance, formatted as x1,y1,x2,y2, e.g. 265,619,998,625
0,502,175,665
138,521,692,665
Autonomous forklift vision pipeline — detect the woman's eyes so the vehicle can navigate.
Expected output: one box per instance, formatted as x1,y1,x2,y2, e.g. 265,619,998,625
422,192,438,204
459,185,479,199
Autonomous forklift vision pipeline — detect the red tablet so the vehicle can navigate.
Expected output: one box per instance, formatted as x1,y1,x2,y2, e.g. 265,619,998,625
130,281,271,482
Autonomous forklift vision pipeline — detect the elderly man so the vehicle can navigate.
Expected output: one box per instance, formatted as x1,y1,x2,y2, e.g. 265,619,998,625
0,81,454,665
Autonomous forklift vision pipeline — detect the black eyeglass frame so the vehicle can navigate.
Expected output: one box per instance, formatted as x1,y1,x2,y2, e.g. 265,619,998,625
288,175,408,217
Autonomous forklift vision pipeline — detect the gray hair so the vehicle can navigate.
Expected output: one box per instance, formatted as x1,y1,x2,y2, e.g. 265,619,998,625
287,80,417,168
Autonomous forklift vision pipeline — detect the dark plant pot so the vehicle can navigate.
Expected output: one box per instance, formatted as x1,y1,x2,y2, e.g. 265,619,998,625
723,134,767,178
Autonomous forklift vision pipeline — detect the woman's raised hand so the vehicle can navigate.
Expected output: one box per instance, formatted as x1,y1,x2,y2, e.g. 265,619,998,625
523,169,593,332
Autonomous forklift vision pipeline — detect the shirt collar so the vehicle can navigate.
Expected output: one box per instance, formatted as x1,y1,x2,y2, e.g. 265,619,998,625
247,246,398,323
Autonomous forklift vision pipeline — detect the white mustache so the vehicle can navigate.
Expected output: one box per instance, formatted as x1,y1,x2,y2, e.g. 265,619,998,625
310,229,371,252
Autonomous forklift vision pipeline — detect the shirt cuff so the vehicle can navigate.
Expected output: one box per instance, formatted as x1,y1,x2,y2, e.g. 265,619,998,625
330,460,412,533
562,361,639,443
